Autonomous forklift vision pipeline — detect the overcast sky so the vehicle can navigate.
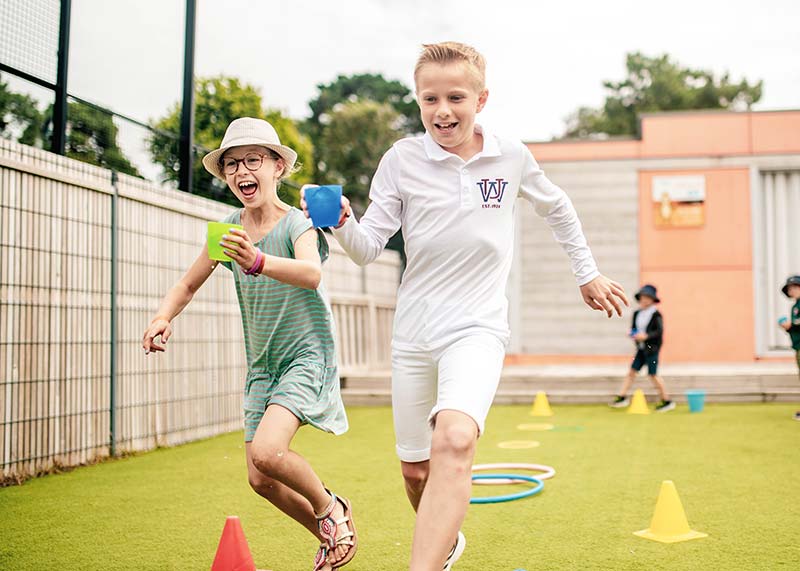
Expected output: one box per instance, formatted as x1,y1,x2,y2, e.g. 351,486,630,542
60,0,799,143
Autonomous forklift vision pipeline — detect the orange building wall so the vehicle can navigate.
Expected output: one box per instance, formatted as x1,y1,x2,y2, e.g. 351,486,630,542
527,110,800,161
638,169,755,362
517,110,800,363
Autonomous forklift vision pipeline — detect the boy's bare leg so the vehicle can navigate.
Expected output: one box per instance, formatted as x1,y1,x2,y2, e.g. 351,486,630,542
409,410,477,571
618,368,637,396
400,460,430,511
648,375,669,401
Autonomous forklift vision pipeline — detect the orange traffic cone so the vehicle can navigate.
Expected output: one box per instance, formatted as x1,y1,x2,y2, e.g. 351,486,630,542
211,516,256,571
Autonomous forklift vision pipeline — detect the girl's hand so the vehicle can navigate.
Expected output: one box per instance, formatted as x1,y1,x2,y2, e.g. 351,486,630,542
579,275,629,318
221,229,260,271
143,318,172,354
299,184,352,228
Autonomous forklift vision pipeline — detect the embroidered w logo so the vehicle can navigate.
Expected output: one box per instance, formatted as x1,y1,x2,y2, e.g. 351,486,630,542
477,178,508,203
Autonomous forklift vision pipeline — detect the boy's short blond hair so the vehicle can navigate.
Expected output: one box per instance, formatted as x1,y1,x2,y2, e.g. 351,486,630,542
414,42,486,91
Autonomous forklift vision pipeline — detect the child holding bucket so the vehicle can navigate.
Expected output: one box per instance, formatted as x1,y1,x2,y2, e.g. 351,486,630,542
303,42,628,570
777,275,800,421
610,284,674,412
142,118,356,570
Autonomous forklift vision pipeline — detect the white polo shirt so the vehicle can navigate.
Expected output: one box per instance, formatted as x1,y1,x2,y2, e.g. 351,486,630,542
332,125,600,352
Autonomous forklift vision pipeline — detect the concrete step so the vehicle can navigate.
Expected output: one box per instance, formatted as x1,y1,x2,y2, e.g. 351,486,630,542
341,363,800,405
341,387,800,406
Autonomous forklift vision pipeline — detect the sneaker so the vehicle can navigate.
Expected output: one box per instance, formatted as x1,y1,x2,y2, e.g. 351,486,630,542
793,411,800,421
609,395,630,408
443,531,466,570
655,400,676,412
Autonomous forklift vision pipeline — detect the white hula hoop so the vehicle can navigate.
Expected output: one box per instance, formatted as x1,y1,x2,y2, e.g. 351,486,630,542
472,462,556,485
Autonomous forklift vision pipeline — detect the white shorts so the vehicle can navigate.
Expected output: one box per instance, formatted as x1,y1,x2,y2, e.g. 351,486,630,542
391,333,506,463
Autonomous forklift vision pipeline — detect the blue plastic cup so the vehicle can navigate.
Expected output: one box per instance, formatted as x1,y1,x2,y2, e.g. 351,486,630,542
685,389,706,413
305,185,343,228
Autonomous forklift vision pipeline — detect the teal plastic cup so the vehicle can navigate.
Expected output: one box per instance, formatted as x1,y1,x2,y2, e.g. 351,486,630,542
685,389,706,413
305,185,342,228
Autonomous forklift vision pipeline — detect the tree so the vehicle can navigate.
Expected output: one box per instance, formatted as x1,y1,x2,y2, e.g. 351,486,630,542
316,99,404,210
42,101,141,176
306,73,422,142
564,52,763,138
0,75,45,147
148,76,313,206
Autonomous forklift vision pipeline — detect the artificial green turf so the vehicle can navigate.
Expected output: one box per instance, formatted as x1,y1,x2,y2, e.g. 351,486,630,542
1,404,799,570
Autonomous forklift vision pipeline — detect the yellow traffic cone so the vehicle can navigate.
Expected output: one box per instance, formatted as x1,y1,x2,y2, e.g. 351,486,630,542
530,391,553,416
627,389,650,415
634,481,708,543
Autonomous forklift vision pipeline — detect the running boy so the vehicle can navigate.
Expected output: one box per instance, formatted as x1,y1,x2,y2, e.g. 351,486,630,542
303,42,628,570
142,118,356,570
610,284,674,412
778,275,800,420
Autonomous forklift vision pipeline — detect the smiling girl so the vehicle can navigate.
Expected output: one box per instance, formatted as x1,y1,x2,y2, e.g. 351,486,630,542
142,118,357,570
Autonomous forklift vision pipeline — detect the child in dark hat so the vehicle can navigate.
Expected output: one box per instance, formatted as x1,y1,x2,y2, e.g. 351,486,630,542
778,275,800,421
610,284,674,412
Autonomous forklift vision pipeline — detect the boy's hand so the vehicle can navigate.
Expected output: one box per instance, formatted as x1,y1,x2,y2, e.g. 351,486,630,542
633,332,648,342
143,318,172,354
221,228,260,271
780,321,792,331
300,184,353,229
580,275,629,318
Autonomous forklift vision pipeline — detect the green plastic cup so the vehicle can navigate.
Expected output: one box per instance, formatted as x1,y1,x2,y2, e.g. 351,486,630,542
207,221,244,262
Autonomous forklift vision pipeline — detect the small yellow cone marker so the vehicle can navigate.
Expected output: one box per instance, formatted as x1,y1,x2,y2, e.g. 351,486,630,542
634,481,708,543
530,391,553,416
627,388,650,415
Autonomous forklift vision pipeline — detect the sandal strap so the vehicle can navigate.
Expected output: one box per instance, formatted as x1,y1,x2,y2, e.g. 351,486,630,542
314,491,337,520
313,544,329,571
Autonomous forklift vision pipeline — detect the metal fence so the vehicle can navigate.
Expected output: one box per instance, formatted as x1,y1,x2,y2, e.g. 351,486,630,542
0,138,398,483
0,0,249,203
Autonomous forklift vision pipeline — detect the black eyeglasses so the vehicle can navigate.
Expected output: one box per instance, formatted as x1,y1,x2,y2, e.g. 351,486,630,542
220,152,274,176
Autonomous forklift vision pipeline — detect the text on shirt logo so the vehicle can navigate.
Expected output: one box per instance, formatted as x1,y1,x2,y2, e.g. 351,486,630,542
477,178,507,209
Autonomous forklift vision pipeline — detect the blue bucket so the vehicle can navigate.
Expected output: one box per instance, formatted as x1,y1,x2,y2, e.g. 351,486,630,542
685,389,706,413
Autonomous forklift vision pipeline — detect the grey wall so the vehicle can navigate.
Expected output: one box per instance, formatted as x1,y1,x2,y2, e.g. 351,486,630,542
509,160,640,355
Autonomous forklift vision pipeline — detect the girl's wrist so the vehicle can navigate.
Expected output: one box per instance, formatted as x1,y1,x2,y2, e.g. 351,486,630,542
245,249,264,275
151,314,170,324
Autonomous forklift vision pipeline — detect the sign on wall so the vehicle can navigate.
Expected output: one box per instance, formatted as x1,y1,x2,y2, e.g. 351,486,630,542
651,175,706,227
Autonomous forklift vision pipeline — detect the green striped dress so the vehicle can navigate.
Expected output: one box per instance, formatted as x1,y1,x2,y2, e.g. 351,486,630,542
221,208,347,441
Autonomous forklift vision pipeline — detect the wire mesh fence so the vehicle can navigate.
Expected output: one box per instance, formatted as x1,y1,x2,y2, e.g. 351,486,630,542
0,0,60,86
0,0,255,205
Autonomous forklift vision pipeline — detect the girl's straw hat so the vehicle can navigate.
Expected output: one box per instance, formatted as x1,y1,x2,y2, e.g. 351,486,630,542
202,117,298,181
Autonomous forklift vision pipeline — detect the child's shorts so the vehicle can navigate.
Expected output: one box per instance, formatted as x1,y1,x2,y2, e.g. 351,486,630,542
243,361,348,442
391,333,506,463
631,349,659,375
